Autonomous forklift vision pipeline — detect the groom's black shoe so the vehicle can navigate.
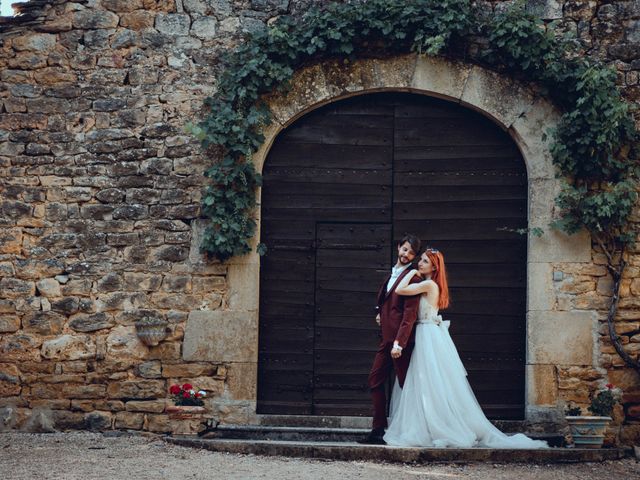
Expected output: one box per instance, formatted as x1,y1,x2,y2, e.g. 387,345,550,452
357,428,386,445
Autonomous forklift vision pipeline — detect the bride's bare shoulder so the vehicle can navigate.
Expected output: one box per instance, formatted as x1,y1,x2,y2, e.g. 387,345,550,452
423,279,439,291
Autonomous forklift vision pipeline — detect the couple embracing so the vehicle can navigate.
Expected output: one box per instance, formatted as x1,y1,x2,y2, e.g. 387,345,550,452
360,234,548,449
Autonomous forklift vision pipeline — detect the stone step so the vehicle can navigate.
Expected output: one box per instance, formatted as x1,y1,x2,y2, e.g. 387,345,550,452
202,424,564,447
255,415,530,432
165,437,629,464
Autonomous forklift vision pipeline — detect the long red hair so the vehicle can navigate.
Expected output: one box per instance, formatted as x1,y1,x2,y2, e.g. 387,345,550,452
425,249,450,309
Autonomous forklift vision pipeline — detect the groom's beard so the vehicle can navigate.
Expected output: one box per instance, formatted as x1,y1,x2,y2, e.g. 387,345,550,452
398,255,412,265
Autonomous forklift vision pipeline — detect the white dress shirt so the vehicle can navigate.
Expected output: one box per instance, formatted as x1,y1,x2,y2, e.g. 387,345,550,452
386,263,411,293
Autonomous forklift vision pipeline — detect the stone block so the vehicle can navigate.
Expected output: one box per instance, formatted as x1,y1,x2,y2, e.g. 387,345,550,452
226,363,257,401
96,292,147,312
146,414,172,432
62,384,107,399
102,0,144,12
73,11,120,29
155,14,191,36
526,176,592,263
253,122,283,174
411,55,472,101
527,0,563,19
527,262,555,311
96,272,124,293
85,411,112,431
161,363,217,378
208,0,232,16
134,361,162,379
161,274,192,293
0,363,20,397
191,16,217,39
183,310,258,363
115,411,144,429
29,399,71,410
106,326,148,360
372,54,417,90
107,380,165,399
0,300,15,314
322,58,378,97
12,33,56,52
18,362,54,374
69,312,116,332
265,63,331,125
510,97,560,181
461,66,535,129
151,293,218,311
94,400,125,411
152,245,189,262
125,400,165,413
120,11,156,29
13,258,64,280
0,229,23,254
0,315,20,333
527,311,596,365
41,335,96,361
209,400,256,425
192,276,225,293
0,278,35,298
22,311,65,335
0,334,42,362
145,342,181,361
52,411,86,430
226,263,259,312
526,364,558,406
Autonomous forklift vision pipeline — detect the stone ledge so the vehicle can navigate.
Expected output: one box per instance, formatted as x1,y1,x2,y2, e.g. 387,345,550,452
165,437,629,464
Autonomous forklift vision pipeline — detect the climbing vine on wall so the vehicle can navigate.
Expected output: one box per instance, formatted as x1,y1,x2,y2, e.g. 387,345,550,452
191,0,639,367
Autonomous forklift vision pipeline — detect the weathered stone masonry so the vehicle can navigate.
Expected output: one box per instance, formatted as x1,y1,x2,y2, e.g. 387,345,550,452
0,0,639,444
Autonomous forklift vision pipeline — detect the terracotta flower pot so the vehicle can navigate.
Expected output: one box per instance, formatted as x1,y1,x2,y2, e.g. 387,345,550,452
166,405,208,436
565,416,611,449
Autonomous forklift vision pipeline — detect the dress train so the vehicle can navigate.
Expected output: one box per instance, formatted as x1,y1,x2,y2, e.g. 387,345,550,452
383,297,548,449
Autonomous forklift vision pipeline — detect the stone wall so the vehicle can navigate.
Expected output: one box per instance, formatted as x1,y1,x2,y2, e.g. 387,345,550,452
0,0,639,444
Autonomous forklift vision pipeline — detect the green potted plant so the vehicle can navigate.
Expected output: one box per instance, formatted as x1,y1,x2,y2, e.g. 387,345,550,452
565,384,622,449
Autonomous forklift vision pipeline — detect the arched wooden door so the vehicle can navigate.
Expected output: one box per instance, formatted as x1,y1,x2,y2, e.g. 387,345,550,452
258,93,527,419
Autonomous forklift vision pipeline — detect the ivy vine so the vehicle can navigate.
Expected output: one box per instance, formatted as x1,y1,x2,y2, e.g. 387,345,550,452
190,1,639,368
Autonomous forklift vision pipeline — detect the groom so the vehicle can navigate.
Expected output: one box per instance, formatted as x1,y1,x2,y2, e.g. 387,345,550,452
359,234,422,445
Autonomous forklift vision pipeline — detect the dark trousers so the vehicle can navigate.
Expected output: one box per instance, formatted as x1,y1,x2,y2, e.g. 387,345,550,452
367,341,414,430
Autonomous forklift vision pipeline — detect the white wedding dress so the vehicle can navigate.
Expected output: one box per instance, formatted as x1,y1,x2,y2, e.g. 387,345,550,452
383,295,548,449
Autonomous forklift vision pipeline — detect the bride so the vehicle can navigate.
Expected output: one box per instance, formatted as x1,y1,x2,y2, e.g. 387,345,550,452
383,248,548,449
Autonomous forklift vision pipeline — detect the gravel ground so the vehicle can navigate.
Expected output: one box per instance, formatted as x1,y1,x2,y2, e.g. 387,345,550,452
1,432,639,480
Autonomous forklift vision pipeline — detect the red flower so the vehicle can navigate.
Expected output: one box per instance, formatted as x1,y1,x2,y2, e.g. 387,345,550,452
606,383,614,389
183,391,190,398
195,392,201,398
182,383,193,391
169,384,181,395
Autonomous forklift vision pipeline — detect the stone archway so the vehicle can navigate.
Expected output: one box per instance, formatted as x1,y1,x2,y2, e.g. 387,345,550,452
220,54,594,424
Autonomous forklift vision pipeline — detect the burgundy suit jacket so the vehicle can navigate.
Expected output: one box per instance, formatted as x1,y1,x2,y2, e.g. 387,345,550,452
376,268,421,349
